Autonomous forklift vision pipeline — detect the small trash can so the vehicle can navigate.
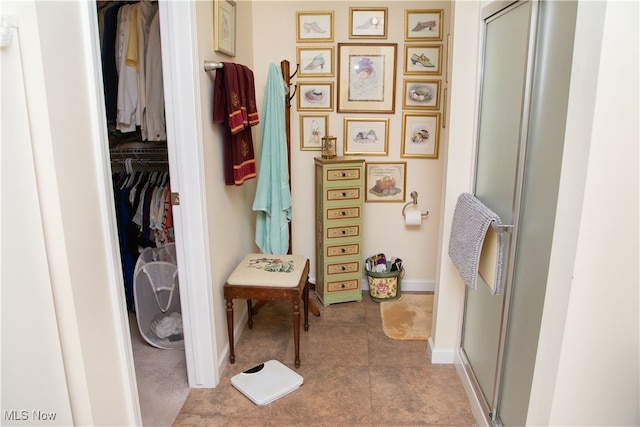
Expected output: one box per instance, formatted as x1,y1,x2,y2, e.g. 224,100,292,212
366,261,403,303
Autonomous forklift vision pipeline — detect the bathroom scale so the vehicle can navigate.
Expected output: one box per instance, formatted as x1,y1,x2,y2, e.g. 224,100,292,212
230,359,304,406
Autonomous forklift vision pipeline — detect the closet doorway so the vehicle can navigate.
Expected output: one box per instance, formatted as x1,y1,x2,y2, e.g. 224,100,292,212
89,0,219,422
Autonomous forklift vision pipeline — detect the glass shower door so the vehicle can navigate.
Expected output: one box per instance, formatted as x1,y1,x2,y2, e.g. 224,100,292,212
460,0,533,420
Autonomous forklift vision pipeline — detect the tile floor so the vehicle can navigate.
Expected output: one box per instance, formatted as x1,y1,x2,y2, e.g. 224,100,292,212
173,291,476,426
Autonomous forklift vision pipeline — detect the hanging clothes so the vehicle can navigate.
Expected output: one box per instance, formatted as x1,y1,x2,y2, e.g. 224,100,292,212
212,62,259,185
252,63,291,254
99,1,163,141
112,169,174,311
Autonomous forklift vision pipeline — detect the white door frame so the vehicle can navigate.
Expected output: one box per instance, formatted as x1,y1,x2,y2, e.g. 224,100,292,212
157,0,219,388
85,0,220,393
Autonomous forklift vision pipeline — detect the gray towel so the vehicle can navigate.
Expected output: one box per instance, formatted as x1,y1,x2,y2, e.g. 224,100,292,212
448,193,504,294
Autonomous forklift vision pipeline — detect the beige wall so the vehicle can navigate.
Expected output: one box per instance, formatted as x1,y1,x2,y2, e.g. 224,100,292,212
250,1,451,288
430,0,480,361
534,1,639,424
195,0,261,367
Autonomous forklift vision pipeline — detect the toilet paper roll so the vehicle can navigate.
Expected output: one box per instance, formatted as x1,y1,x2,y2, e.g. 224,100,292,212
405,208,422,226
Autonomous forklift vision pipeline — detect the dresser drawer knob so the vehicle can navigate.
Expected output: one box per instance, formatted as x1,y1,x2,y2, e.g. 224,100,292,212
341,248,346,253
341,266,346,271
341,283,346,288
341,172,346,177
341,211,347,216
342,192,347,197
341,229,347,234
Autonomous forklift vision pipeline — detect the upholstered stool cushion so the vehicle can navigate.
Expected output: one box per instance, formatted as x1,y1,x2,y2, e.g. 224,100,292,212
226,254,308,288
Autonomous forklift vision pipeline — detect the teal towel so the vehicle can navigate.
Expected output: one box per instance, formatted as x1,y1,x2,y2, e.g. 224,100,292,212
253,64,291,254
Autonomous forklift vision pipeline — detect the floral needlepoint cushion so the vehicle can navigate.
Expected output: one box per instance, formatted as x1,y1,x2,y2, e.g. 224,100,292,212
227,254,307,288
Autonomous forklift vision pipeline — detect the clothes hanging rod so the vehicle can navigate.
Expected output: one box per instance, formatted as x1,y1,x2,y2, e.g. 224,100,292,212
204,60,223,71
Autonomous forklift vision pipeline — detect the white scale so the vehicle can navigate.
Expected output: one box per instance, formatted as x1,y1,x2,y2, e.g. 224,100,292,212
231,360,304,406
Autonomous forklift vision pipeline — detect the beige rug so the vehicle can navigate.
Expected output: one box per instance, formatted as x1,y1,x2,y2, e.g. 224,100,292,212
380,294,433,340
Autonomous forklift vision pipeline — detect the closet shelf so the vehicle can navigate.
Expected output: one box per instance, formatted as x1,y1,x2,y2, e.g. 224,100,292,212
110,142,168,160
110,142,169,172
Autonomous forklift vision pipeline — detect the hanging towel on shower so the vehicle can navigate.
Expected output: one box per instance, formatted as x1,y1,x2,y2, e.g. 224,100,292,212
213,63,258,185
448,193,505,294
253,63,291,254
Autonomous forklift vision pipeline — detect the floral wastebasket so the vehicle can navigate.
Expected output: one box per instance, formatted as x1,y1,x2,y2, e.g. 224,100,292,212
366,262,403,303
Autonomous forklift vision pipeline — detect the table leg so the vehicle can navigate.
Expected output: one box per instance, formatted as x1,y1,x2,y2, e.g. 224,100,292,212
292,299,300,368
225,299,235,364
303,279,309,332
246,299,253,329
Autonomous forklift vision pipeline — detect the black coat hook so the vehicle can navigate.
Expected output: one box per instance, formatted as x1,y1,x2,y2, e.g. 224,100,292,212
290,64,299,79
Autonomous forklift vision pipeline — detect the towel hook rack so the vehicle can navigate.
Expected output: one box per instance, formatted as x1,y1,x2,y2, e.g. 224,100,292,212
203,60,223,71
402,191,429,219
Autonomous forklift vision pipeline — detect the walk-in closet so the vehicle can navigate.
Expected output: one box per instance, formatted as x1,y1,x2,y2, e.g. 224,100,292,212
96,1,189,424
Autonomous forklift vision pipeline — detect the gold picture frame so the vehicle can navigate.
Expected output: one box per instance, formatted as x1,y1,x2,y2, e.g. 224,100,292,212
297,81,334,111
343,118,390,156
349,7,388,39
214,0,236,56
401,113,441,159
365,162,407,203
300,114,329,151
402,79,441,110
297,46,335,78
296,11,334,43
405,9,444,41
404,44,443,75
337,43,397,114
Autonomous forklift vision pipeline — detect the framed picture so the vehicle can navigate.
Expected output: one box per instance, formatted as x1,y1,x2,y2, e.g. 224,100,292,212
343,118,389,156
401,113,441,159
296,11,334,43
337,43,397,113
349,7,388,39
300,114,329,151
297,81,333,111
405,9,444,41
214,0,236,56
402,79,441,110
404,44,442,75
297,46,334,78
365,162,407,203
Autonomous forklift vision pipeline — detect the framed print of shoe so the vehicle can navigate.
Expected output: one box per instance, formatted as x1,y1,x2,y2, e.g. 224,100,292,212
349,7,388,39
401,113,441,159
404,44,442,76
297,47,334,78
297,82,334,112
296,11,334,43
405,9,444,42
402,79,441,110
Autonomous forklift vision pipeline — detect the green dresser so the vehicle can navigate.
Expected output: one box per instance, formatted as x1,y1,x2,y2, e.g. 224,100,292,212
314,157,364,305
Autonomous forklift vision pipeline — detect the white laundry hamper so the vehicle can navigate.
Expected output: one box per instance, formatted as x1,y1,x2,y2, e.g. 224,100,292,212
133,243,184,350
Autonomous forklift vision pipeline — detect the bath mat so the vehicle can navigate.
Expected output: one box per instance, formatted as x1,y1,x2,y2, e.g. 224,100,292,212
380,294,433,341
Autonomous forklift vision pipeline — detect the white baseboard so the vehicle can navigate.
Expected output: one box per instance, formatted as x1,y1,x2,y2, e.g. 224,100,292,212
428,337,456,364
217,309,249,384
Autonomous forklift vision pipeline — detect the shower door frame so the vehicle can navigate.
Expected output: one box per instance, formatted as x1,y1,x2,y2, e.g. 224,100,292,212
458,0,540,425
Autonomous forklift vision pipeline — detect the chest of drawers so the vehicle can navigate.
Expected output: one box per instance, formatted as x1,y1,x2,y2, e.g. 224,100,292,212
314,157,364,305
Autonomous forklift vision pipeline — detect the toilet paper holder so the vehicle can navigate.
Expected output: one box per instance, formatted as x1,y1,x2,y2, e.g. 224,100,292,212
402,191,429,219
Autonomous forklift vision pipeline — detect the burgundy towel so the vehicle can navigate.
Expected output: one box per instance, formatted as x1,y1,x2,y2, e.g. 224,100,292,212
242,66,259,127
213,62,258,185
213,62,244,133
